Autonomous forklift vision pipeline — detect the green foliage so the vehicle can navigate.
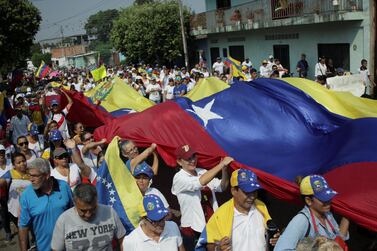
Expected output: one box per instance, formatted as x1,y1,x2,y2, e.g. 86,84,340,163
91,41,113,65
111,1,192,65
85,9,119,42
31,52,51,67
134,0,154,5
0,0,41,73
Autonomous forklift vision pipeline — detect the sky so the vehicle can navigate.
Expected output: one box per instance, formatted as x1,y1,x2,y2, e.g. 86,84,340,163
30,0,206,41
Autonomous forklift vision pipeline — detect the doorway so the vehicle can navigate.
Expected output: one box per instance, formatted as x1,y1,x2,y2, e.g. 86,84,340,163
273,44,290,72
318,43,350,71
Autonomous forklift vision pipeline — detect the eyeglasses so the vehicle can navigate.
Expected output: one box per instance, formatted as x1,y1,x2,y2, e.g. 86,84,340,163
55,154,69,160
18,141,28,146
145,216,166,225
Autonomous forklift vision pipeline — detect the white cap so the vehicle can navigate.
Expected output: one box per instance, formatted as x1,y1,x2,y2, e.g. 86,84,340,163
26,87,31,92
269,55,274,59
0,144,5,151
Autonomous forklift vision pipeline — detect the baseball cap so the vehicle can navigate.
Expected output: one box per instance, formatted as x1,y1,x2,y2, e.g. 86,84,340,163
300,175,337,202
49,129,63,141
133,162,154,179
241,65,248,70
51,99,59,106
262,60,268,64
28,123,39,136
175,144,196,160
268,55,274,59
0,144,5,151
230,168,261,193
175,76,182,81
141,194,169,221
53,147,67,158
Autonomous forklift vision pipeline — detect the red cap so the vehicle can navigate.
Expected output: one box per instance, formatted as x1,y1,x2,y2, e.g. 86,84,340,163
175,144,196,160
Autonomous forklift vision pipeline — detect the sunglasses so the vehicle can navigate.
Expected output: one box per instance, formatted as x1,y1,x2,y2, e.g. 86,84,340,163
18,141,28,146
55,154,69,160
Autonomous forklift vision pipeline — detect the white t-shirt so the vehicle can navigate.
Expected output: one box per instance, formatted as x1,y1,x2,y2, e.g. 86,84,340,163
259,66,270,78
212,62,224,74
315,63,327,77
232,207,266,251
164,85,175,100
145,187,169,208
72,83,81,92
146,84,162,102
171,168,222,232
28,135,44,157
187,81,195,92
50,108,70,139
122,221,182,251
8,178,31,217
51,163,96,190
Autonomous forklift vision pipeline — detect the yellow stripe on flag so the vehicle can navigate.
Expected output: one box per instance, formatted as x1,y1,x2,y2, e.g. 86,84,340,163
185,77,229,102
105,136,143,227
283,77,377,119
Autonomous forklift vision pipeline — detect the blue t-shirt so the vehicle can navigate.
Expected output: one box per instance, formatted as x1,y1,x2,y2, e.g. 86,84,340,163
173,84,187,98
19,178,73,251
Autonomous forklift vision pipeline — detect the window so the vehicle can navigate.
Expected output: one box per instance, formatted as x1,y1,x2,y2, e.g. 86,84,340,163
217,0,231,9
229,45,245,62
210,47,220,66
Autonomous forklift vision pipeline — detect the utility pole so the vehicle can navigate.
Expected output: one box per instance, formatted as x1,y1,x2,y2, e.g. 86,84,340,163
60,25,66,66
178,0,189,68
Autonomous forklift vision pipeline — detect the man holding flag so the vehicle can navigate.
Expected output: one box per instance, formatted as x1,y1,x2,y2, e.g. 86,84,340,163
197,168,280,251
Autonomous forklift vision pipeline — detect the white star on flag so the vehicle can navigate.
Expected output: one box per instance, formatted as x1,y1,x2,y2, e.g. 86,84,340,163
187,99,223,127
96,176,102,182
109,189,116,196
106,182,112,189
109,197,116,204
102,179,107,184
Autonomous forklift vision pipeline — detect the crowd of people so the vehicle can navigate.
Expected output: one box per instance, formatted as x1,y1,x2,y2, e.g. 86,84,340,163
0,54,374,251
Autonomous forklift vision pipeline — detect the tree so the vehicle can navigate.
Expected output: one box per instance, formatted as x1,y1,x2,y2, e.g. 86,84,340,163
31,52,52,67
89,41,113,65
85,9,119,42
134,0,154,5
111,1,192,65
0,0,41,73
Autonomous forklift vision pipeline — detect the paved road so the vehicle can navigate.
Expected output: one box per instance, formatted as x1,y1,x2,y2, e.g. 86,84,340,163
0,222,19,251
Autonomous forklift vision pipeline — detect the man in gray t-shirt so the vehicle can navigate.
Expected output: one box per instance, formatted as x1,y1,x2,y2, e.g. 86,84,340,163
51,184,126,251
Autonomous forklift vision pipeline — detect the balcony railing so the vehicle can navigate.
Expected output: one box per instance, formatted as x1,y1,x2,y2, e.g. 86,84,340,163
190,0,363,35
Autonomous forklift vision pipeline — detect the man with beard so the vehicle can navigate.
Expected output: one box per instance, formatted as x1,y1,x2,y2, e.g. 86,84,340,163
18,158,73,251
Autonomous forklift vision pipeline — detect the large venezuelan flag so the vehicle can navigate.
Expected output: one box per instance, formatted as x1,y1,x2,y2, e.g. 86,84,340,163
94,77,377,231
96,136,143,233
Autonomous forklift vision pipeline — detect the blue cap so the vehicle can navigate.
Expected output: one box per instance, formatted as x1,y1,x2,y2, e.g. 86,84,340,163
29,123,39,136
49,129,63,141
230,168,261,193
51,99,59,106
300,175,337,202
143,194,169,221
133,162,154,179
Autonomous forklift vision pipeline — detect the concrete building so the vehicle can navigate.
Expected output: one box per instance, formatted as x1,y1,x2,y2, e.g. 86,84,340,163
190,0,375,80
